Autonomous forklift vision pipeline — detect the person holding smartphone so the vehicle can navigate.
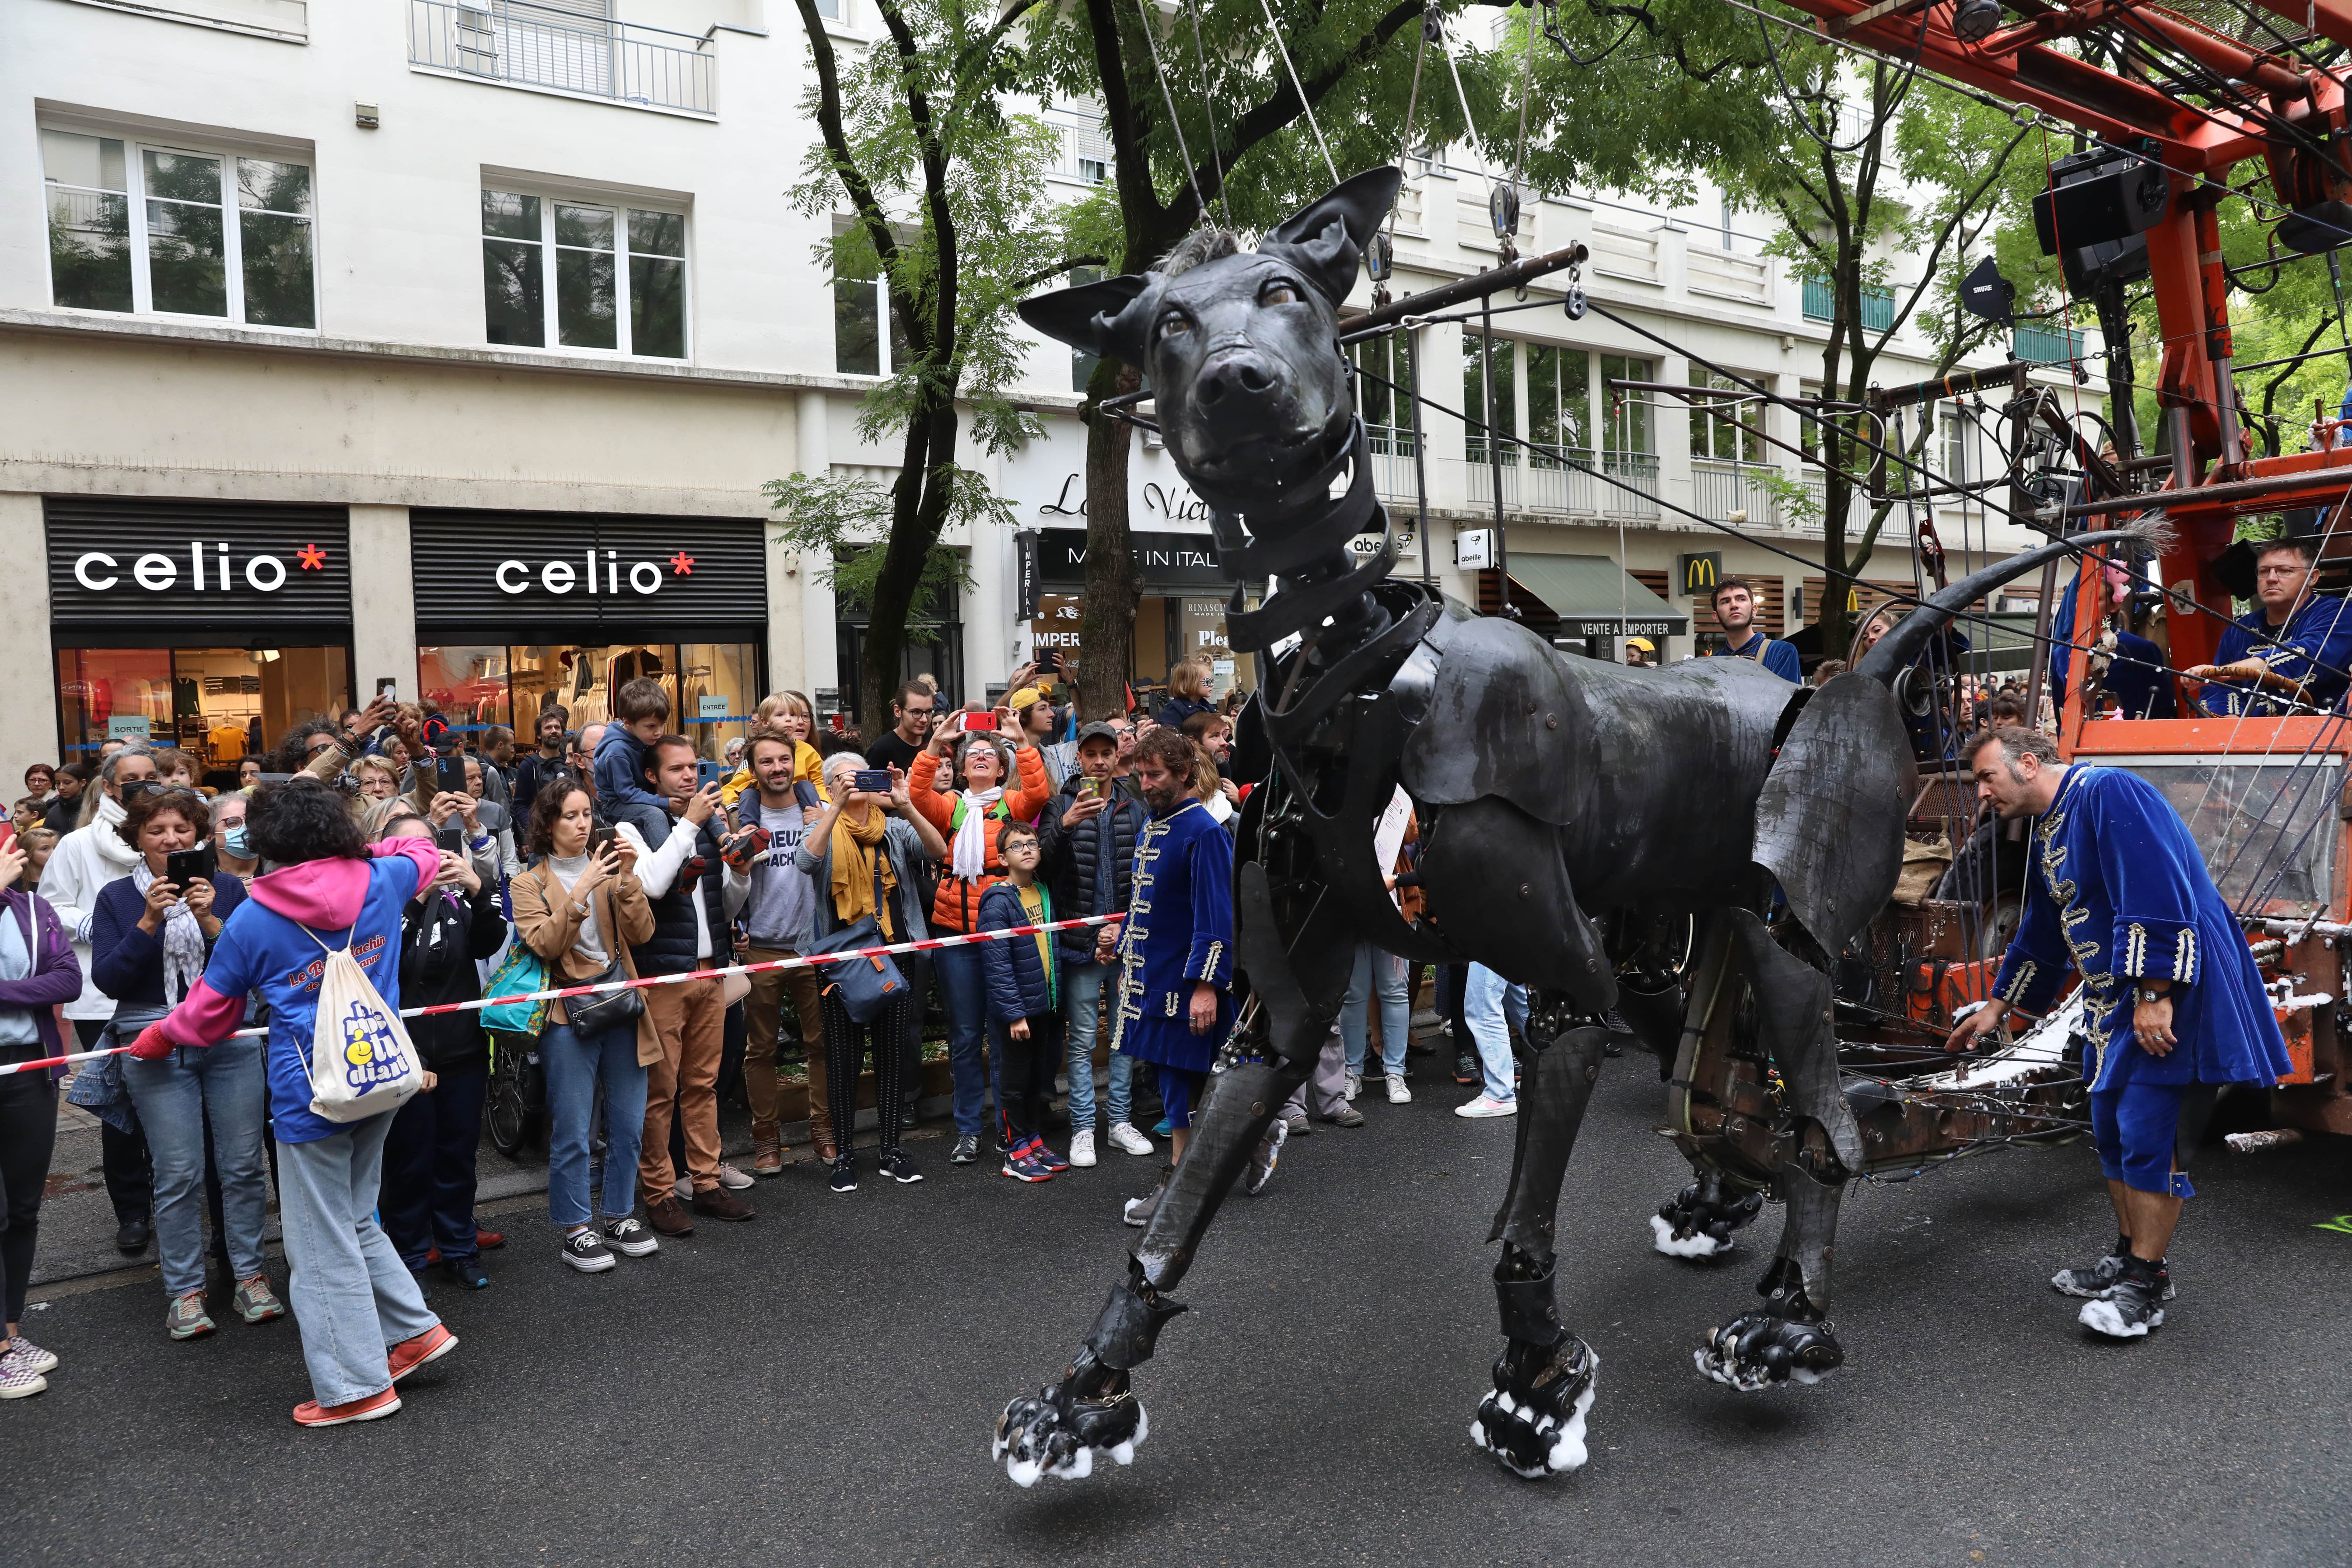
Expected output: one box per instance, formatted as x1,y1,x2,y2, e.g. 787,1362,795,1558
719,729,830,1174
87,787,274,1340
1036,722,1150,1166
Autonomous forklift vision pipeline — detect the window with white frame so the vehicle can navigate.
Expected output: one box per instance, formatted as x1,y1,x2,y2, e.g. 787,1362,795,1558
481,189,686,357
833,254,910,376
41,129,315,328
1688,367,1764,462
1527,343,1591,466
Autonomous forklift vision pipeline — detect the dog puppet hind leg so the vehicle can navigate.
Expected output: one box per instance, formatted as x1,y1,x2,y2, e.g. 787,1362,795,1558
1469,1024,1609,1479
1694,1166,1848,1391
993,862,1348,1486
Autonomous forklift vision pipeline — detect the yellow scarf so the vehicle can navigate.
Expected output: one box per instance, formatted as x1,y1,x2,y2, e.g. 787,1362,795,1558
829,805,898,939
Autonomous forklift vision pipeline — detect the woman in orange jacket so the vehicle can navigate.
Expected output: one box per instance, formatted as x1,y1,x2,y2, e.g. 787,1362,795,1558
908,712,1053,1163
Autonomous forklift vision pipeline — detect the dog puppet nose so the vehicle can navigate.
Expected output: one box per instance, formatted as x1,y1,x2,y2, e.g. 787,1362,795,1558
1195,349,1278,407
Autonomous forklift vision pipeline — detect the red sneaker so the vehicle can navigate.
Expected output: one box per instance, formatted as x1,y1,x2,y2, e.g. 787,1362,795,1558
292,1387,401,1428
386,1323,458,1383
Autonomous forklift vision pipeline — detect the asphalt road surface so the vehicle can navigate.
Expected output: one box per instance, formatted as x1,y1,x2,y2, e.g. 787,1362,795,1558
8,1056,2347,1567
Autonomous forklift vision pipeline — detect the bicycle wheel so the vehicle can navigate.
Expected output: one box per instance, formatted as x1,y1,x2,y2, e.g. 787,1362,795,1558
485,1031,535,1157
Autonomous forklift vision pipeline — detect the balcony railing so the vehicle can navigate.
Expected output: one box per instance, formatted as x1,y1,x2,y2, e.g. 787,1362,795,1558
2013,321,2088,365
408,0,716,115
1599,452,1660,517
1801,275,1894,332
1693,460,1782,527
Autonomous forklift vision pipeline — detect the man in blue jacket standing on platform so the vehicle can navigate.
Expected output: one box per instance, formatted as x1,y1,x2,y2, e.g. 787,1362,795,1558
1706,577,1802,682
2183,530,2352,716
1946,727,2290,1339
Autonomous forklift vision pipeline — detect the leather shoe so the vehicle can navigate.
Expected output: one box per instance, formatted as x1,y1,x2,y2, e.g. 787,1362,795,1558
115,1218,152,1255
817,1140,840,1164
692,1185,756,1222
645,1196,696,1237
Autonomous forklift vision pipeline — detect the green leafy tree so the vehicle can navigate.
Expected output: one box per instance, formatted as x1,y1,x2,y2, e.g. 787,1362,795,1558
785,0,1095,727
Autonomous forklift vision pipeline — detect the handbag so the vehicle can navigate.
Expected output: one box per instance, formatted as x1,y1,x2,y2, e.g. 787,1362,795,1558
302,927,425,1122
558,877,647,1038
806,835,909,1024
480,942,551,1036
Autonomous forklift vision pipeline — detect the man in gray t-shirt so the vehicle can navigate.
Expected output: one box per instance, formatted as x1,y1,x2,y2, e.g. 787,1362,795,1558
721,732,831,1172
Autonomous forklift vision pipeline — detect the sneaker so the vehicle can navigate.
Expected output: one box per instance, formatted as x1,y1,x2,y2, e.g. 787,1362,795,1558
672,1175,693,1203
292,1387,400,1427
1320,1105,1365,1128
0,1359,45,1400
692,1185,756,1222
1123,1174,1169,1227
234,1274,288,1323
829,1157,858,1194
386,1323,457,1382
1342,1069,1363,1102
3,1339,58,1377
878,1148,923,1184
1385,1076,1413,1106
1001,1149,1054,1183
716,1162,755,1192
602,1216,660,1257
951,1134,981,1164
2051,1252,2129,1300
2080,1258,2170,1338
1107,1122,1156,1157
1454,1051,1479,1086
1152,1117,1174,1137
645,1196,696,1237
1455,1094,1517,1118
166,1291,215,1340
1069,1129,1098,1168
1282,1111,1311,1138
1245,1118,1288,1195
1033,1142,1071,1174
562,1228,616,1273
441,1254,490,1291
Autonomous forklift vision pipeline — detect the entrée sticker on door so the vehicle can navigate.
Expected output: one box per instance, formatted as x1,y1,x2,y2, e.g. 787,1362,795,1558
494,550,700,596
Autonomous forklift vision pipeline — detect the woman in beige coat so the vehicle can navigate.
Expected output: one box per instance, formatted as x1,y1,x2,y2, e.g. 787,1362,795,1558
510,782,659,1275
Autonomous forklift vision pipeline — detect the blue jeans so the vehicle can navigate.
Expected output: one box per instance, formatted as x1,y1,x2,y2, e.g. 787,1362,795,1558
1060,959,1110,1131
1340,944,1410,1077
122,1038,269,1297
542,1020,648,1229
933,943,996,1137
275,1113,440,1407
1463,963,1527,1104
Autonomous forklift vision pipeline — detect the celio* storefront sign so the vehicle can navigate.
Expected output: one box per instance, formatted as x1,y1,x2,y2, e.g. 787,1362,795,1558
46,498,354,631
408,511,769,634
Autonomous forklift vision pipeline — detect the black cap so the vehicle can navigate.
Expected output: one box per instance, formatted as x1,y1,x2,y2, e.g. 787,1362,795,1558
2210,508,2323,600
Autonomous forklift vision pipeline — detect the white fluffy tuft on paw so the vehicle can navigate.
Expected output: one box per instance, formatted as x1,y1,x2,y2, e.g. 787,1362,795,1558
1544,1382,1597,1474
1787,1366,1822,1385
1649,1214,1730,1259
2079,1299,2158,1338
1004,1455,1043,1489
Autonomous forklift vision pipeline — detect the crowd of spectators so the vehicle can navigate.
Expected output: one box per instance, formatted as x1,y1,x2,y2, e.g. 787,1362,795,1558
0,651,1499,1420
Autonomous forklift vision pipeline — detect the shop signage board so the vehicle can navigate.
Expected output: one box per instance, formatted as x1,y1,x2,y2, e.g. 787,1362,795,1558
409,512,768,632
45,498,354,631
1035,528,1227,589
108,715,151,740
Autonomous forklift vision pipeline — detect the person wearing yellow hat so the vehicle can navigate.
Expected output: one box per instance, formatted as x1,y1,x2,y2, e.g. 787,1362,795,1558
1624,637,1656,668
717,693,828,816
1006,683,1064,791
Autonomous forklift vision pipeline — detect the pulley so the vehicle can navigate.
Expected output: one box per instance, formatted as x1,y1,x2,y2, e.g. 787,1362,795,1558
1563,263,1587,321
1365,228,1393,284
1489,182,1521,243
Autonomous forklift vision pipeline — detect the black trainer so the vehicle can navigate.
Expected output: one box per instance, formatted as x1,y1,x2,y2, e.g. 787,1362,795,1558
879,1149,923,1184
561,1228,615,1274
601,1215,660,1258
829,1157,858,1194
950,1134,980,1164
2050,1252,2128,1299
2079,1257,2170,1338
1454,1051,1479,1086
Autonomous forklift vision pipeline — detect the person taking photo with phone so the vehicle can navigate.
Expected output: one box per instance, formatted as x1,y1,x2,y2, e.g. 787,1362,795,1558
863,680,939,776
720,728,830,1175
907,706,1054,1166
1036,722,1151,1165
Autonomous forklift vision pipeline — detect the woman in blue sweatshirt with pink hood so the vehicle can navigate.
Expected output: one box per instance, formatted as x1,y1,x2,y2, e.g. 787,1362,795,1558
128,777,451,1428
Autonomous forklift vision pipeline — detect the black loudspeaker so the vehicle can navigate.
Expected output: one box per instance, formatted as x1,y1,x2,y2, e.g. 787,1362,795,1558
2278,200,2352,255
2032,150,2170,253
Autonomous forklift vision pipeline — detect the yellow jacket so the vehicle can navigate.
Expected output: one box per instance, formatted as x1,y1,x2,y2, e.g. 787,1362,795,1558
720,739,829,808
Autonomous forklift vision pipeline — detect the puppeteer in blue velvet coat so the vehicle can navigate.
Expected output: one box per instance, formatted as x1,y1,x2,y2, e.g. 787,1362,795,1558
1991,765,2290,1092
2197,593,2352,716
1109,798,1234,1074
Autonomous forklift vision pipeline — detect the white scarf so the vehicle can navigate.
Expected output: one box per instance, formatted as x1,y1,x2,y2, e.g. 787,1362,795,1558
91,793,138,872
950,787,1005,881
132,861,208,1006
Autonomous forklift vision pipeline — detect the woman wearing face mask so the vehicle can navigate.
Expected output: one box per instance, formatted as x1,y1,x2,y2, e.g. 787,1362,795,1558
88,788,274,1341
906,710,1052,1165
212,795,260,887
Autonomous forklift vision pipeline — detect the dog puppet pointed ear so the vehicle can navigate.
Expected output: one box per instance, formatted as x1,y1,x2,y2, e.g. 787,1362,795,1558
1018,273,1155,368
1258,167,1404,304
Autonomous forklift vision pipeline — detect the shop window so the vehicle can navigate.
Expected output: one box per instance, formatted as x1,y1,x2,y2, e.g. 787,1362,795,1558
56,645,349,777
1032,590,1256,696
417,645,514,736
41,128,316,328
425,641,760,772
481,188,687,358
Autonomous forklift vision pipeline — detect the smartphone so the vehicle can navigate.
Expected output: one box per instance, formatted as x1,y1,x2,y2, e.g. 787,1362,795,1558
1036,650,1064,677
853,768,893,795
962,712,998,731
165,845,215,889
437,750,468,794
1080,776,1104,799
376,678,399,703
590,826,619,858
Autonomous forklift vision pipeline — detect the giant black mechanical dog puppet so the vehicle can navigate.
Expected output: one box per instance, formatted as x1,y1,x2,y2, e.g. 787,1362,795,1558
995,167,2148,1484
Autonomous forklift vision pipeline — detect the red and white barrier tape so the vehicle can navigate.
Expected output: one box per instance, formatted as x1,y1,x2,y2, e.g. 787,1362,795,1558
0,913,1124,1077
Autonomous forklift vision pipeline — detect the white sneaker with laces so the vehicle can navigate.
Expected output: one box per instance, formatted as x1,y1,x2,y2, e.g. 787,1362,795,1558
672,1175,693,1202
1342,1069,1362,1102
1455,1094,1517,1118
1070,1129,1098,1168
1386,1076,1413,1106
1108,1121,1156,1157
717,1163,754,1192
3,1339,58,1376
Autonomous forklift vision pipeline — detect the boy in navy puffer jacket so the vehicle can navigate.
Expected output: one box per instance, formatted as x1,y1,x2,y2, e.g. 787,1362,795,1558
978,821,1064,1182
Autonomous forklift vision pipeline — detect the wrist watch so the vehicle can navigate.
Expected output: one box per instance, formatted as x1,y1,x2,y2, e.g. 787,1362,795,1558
2134,985,2166,1004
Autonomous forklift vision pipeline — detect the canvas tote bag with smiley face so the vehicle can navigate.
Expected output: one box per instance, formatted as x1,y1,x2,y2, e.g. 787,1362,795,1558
301,926,425,1122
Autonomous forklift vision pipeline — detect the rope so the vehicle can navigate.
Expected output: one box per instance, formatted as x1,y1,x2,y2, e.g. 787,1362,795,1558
1184,0,1233,228
1134,0,1212,226
1256,0,1338,186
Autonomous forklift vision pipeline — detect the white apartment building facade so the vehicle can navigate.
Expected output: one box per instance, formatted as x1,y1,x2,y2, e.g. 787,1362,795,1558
0,0,2085,774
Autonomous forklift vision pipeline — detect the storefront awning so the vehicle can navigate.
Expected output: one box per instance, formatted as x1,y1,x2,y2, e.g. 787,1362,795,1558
1505,554,1691,640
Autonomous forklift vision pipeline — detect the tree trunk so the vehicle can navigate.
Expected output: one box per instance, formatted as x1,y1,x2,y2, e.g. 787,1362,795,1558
860,400,956,735
1075,357,1143,719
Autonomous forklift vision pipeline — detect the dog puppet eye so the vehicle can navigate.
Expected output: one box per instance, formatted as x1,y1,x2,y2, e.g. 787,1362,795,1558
1261,281,1303,306
1157,310,1193,338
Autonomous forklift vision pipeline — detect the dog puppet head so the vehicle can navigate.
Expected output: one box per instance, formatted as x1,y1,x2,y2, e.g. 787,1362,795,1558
1019,168,1401,512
